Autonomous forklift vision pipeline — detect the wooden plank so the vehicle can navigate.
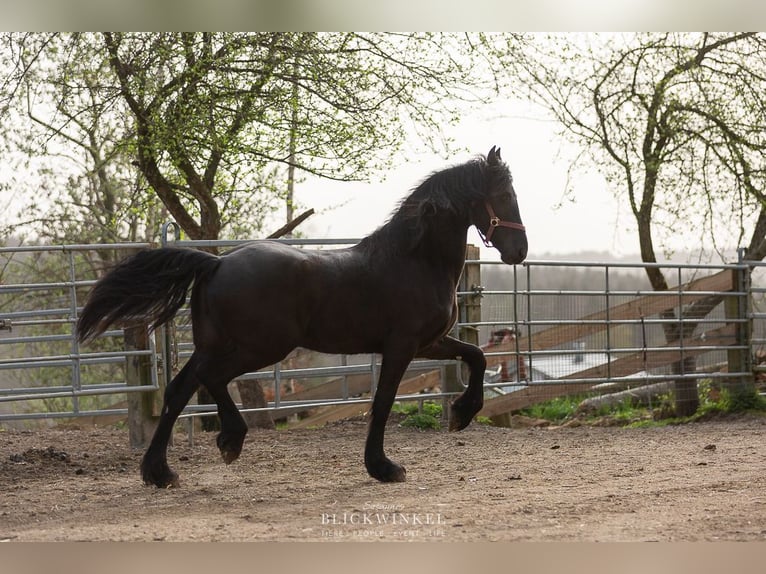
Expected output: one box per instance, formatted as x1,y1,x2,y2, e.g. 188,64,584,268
289,370,441,429
281,372,372,402
480,381,595,418
271,364,439,420
516,269,734,353
286,401,368,429
480,323,736,418
563,323,736,380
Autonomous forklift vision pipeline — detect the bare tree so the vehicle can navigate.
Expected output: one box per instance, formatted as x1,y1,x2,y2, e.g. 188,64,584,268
504,32,766,415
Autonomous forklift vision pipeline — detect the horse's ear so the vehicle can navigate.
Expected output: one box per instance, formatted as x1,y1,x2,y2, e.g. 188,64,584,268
487,146,502,165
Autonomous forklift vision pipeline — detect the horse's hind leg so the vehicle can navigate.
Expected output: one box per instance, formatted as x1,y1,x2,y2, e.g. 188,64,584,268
141,354,201,488
141,351,249,487
203,378,248,465
201,349,287,465
364,343,417,483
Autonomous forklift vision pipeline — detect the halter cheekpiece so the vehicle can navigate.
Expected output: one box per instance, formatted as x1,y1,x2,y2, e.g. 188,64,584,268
478,199,525,248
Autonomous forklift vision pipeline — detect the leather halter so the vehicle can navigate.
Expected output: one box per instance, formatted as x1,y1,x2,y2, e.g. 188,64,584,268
478,199,525,247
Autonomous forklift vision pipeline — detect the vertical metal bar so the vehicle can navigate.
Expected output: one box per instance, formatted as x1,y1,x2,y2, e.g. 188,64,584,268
605,265,611,381
341,354,349,401
274,362,281,409
737,248,751,364
370,354,378,396
525,262,533,380
678,267,685,375
160,222,181,390
67,248,81,415
148,325,159,390
739,251,754,376
512,262,523,382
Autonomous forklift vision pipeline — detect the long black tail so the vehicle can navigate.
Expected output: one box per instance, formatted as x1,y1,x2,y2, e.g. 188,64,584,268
77,247,221,343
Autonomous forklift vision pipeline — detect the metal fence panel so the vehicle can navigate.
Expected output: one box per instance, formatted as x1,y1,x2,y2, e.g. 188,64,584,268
0,243,159,422
0,236,758,425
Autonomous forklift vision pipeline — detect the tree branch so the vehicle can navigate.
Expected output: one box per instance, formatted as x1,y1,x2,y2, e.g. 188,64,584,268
266,208,315,239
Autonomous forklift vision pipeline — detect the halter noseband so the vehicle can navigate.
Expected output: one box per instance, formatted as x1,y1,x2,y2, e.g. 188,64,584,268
478,199,525,248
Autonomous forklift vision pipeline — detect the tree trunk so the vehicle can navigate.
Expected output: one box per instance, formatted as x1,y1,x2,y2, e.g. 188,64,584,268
673,356,699,417
577,381,675,414
238,380,276,430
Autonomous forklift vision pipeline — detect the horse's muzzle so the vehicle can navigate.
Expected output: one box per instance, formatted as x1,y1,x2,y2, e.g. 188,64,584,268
501,244,528,265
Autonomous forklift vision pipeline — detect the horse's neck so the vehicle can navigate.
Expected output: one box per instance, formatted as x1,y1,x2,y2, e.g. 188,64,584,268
434,228,468,285
361,211,470,282
406,220,470,283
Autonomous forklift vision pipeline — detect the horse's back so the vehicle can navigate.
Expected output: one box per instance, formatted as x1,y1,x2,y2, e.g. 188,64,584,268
194,241,378,353
193,239,457,358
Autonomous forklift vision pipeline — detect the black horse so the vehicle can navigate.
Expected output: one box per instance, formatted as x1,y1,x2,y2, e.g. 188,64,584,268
77,146,527,488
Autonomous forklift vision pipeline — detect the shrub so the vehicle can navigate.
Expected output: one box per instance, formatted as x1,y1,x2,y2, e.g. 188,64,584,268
399,412,441,430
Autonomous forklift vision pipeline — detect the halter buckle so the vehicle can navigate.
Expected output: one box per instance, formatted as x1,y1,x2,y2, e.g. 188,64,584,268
480,200,525,248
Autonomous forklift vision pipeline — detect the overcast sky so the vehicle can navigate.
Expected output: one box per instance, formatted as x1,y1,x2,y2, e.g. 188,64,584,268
296,100,641,260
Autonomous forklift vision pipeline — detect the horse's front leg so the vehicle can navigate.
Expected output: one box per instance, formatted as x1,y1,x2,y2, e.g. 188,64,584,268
364,343,417,483
419,336,486,431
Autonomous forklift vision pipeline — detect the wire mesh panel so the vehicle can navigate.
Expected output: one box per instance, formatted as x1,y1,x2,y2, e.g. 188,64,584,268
0,243,159,423
479,259,748,419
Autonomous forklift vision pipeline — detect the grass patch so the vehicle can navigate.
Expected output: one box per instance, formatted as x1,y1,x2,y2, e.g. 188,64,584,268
399,412,441,430
519,395,584,424
516,381,766,428
392,401,442,418
394,401,443,430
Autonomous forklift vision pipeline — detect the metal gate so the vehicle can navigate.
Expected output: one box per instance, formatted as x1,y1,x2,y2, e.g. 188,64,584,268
743,257,766,383
1,236,761,426
0,243,160,422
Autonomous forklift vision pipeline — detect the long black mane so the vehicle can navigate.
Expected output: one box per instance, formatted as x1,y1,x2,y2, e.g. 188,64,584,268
362,155,512,255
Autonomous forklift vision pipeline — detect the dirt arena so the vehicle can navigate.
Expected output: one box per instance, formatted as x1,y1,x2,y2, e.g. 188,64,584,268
1,414,765,542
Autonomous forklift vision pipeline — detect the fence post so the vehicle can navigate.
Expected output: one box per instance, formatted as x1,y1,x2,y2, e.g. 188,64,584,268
125,324,156,449
460,245,482,348
726,264,754,403
444,245,482,421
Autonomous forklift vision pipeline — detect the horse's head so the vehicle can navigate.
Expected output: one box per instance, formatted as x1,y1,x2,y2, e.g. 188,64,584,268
472,146,528,265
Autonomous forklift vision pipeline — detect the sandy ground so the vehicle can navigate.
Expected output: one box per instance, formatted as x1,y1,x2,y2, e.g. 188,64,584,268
1,414,766,542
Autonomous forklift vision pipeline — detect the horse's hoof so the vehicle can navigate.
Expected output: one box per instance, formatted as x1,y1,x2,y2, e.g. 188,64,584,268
220,450,239,465
216,432,244,464
141,458,180,488
448,410,473,432
367,458,407,483
449,398,482,431
142,468,180,489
